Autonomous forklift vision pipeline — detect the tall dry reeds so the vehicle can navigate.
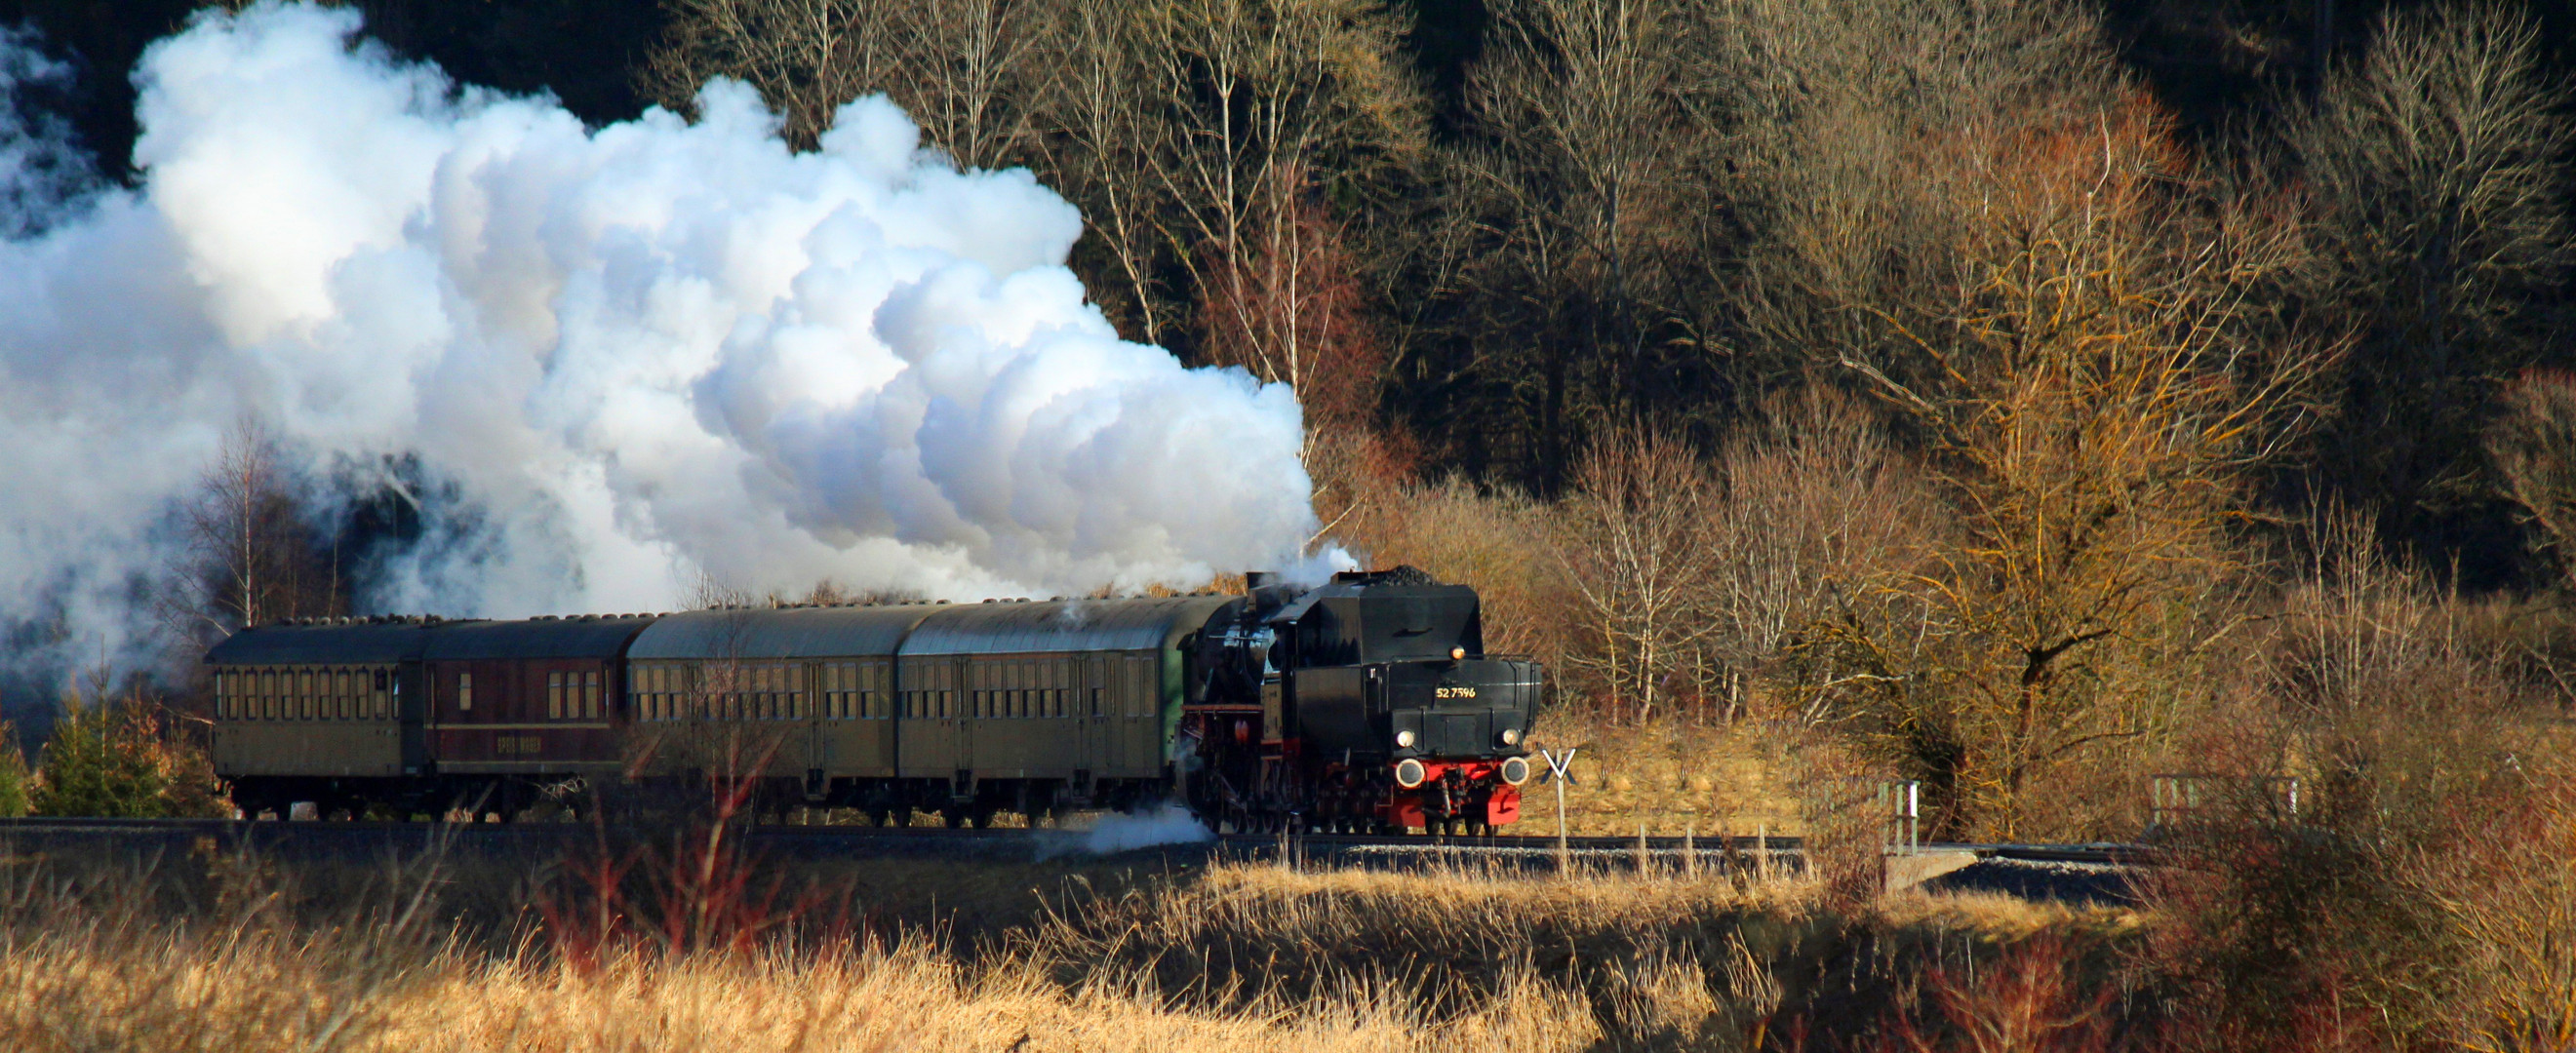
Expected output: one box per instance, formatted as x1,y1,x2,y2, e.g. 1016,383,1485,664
0,825,2156,1053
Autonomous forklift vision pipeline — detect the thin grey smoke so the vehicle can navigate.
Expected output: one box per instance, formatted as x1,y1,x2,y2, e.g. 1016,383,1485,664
0,3,1337,676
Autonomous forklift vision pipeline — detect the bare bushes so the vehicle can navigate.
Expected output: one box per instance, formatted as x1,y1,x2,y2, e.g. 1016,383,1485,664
2434,774,2576,1052
1550,390,1936,728
2490,370,2576,587
2147,522,2567,1048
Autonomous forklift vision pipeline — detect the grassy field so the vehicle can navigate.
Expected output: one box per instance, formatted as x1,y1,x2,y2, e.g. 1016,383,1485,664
0,830,2136,1052
1521,713,1842,839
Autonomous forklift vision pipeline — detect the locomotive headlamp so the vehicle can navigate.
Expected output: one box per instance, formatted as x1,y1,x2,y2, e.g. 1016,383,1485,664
1499,727,1521,746
1501,757,1530,786
1395,728,1417,748
1395,759,1429,788
1450,646,1466,660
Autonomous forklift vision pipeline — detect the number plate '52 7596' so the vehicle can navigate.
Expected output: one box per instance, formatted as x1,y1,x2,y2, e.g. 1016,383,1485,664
1435,685,1477,699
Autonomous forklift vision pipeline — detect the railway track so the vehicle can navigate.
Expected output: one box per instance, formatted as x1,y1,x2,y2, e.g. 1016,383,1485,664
0,815,1800,860
0,816,2142,867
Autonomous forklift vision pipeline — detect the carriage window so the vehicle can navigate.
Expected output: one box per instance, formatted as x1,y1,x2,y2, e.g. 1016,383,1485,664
458,672,473,713
584,671,601,720
547,672,563,720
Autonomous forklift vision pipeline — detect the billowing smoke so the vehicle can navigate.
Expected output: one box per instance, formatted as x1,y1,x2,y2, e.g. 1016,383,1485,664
0,3,1335,675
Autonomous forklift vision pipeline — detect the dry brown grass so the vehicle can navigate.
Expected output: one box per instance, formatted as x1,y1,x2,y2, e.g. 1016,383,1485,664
0,836,2145,1053
1524,709,1844,838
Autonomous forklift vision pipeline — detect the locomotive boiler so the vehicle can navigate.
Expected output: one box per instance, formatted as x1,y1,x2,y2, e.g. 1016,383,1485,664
205,567,1541,834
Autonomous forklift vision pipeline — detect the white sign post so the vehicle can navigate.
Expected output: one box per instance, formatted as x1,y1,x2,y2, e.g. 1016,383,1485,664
1540,746,1579,871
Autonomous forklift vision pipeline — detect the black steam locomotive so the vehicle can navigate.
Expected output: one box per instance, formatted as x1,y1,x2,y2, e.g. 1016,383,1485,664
205,567,1542,834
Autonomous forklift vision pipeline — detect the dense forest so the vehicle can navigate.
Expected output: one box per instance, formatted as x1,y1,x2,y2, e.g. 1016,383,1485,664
9,0,2576,846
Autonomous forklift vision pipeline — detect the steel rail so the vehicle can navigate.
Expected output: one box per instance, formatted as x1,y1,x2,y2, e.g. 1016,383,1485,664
0,817,2150,866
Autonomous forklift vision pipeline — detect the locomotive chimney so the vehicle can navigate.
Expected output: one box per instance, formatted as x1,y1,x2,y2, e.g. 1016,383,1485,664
1243,571,1276,594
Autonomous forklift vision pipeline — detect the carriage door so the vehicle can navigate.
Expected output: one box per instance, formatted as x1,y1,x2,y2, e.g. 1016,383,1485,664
398,660,429,776
899,656,963,780
1121,652,1151,775
1082,655,1106,782
804,661,826,798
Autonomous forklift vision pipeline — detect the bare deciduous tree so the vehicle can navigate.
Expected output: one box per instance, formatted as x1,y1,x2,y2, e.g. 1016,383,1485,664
167,418,331,644
2281,2,2572,563
1033,0,1175,343
1131,0,1423,359
1837,99,2329,837
1709,0,2122,385
1442,0,1720,488
1556,428,1722,724
1702,387,1940,723
646,0,1047,165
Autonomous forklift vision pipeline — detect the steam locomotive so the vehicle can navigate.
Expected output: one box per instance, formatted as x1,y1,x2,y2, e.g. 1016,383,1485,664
205,567,1542,834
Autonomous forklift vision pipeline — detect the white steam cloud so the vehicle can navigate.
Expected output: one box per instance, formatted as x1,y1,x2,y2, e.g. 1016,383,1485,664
1038,804,1216,858
0,3,1335,672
